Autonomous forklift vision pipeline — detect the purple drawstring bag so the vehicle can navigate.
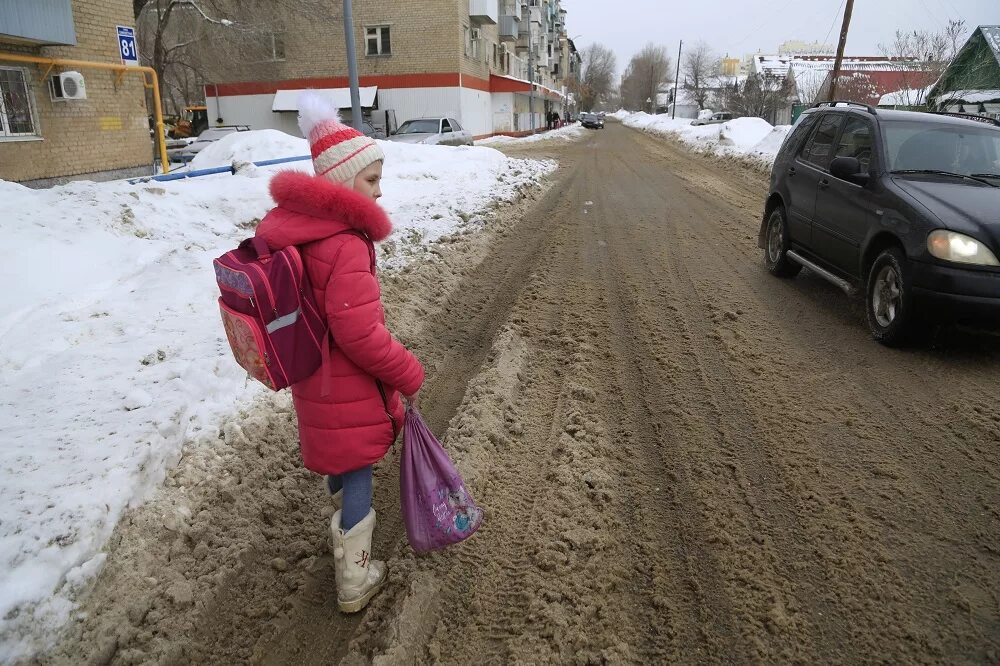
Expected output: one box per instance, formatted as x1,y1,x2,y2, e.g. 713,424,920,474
401,407,484,553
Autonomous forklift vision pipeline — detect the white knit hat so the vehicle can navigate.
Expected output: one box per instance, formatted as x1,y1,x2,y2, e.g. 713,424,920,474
297,91,384,184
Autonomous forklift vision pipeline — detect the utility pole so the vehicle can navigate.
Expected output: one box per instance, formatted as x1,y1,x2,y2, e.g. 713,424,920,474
343,0,363,130
828,0,855,101
672,40,683,119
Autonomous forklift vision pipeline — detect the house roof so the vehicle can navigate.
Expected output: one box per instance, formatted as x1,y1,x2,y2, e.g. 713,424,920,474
928,25,1000,104
878,85,934,106
983,26,1000,66
784,57,932,103
820,69,939,106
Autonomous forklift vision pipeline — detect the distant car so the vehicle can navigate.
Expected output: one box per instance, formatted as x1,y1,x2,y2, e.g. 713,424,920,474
760,102,1000,344
362,121,386,140
167,125,251,163
580,112,605,129
386,118,473,146
691,112,734,126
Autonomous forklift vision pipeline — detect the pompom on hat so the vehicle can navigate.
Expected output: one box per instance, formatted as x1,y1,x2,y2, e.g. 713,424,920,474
297,91,384,184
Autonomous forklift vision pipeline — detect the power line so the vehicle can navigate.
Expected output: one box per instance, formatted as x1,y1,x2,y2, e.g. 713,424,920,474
822,0,848,48
731,0,797,50
916,0,946,24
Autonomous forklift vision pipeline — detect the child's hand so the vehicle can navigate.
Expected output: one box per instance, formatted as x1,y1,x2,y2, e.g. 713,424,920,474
404,391,421,409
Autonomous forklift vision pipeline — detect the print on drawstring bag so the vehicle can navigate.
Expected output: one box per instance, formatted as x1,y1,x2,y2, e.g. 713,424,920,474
400,407,484,553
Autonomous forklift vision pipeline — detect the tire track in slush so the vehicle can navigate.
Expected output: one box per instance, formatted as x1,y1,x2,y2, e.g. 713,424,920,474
209,176,578,665
634,129,1000,649
610,124,1000,661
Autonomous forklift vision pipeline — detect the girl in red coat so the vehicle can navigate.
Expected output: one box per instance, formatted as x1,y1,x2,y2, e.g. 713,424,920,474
255,92,424,613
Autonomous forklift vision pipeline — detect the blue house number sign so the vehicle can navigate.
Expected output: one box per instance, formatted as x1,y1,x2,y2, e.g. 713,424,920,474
117,26,138,66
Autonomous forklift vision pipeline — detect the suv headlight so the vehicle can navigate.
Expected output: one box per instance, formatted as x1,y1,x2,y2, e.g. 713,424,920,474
927,230,1000,266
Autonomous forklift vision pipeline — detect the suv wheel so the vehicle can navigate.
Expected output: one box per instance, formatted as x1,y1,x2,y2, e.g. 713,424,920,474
763,207,801,277
866,247,917,346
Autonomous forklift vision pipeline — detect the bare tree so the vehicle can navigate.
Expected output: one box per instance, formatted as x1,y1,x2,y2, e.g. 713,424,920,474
135,0,337,114
620,43,672,113
575,44,617,111
682,41,718,111
877,19,968,107
718,73,793,124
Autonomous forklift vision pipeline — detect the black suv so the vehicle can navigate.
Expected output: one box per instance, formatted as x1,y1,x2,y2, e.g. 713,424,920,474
759,101,1000,345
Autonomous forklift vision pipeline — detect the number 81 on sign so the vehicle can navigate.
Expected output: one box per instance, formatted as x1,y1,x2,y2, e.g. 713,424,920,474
117,26,138,66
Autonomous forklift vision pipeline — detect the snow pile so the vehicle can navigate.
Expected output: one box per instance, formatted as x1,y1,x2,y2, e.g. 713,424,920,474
619,112,792,167
0,134,555,662
190,129,308,169
478,123,585,145
608,109,631,120
878,87,932,106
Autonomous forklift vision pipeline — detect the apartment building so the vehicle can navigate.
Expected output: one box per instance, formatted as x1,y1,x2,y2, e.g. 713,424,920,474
0,0,152,185
203,0,581,139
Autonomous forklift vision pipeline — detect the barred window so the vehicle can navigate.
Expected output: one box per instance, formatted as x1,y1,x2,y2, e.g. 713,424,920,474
0,67,37,138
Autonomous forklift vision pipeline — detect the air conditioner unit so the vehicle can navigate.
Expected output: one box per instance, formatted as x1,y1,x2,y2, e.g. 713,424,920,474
50,71,87,101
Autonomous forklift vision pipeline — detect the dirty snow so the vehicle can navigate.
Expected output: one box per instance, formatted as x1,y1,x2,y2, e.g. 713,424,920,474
617,111,792,167
0,131,554,662
478,123,586,146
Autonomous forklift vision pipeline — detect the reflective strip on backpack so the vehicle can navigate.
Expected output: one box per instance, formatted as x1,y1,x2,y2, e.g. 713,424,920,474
266,308,301,334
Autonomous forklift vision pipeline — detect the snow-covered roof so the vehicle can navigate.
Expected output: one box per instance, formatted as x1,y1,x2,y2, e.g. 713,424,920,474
878,86,933,106
935,89,1000,103
754,54,924,82
272,86,378,111
983,26,1000,66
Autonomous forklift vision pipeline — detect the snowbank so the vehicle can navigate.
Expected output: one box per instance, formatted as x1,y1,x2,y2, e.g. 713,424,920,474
478,123,585,145
0,132,554,662
618,111,792,167
190,129,308,169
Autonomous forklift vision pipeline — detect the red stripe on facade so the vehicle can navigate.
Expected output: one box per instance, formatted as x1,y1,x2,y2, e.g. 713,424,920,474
462,74,491,92
489,74,531,93
208,73,463,97
206,72,562,98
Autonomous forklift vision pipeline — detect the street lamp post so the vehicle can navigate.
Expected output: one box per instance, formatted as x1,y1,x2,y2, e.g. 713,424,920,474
343,0,362,131
529,32,535,133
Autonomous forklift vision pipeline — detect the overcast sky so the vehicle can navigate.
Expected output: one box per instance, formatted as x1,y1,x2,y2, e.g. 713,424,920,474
564,0,998,73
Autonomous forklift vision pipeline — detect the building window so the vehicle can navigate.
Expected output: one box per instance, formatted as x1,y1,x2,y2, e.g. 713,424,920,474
0,67,38,138
493,43,498,68
366,26,391,56
271,33,286,61
250,32,286,62
465,26,481,59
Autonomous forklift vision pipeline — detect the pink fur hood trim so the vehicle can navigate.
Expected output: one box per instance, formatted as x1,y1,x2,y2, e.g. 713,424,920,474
259,170,393,245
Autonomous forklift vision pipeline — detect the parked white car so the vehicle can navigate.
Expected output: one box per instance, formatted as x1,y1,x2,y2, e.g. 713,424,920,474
691,111,735,126
167,125,250,163
386,118,474,146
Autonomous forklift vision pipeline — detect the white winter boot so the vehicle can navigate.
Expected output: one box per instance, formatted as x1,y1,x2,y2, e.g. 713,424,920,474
331,508,388,613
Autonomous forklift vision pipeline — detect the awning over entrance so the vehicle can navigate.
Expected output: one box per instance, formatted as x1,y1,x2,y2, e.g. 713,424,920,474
271,86,378,112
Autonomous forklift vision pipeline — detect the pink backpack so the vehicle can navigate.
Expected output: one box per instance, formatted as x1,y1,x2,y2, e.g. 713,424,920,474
214,237,326,391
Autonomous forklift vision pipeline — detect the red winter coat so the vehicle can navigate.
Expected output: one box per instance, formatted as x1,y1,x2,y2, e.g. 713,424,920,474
255,170,424,475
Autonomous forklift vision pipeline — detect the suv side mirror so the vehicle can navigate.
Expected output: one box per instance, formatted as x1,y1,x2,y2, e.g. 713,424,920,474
830,156,869,184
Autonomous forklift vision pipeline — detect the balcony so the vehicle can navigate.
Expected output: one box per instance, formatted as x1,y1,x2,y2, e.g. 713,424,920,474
499,15,519,42
469,0,498,25
0,0,76,45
